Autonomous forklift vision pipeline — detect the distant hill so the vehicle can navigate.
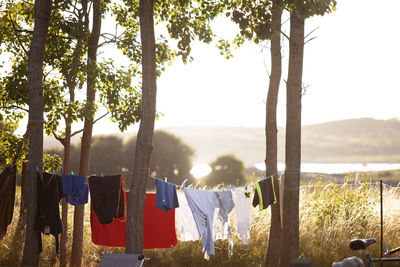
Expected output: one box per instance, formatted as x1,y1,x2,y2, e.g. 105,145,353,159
44,118,400,166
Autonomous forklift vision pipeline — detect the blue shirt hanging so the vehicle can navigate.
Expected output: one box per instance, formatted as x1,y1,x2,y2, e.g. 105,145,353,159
155,179,179,212
61,174,86,197
66,183,89,205
61,174,88,206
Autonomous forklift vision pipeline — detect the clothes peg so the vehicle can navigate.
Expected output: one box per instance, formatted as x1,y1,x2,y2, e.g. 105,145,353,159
71,171,74,175
181,180,187,189
164,177,167,183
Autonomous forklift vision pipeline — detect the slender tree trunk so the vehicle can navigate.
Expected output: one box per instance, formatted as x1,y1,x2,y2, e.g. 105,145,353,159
59,10,83,266
265,1,283,266
59,128,70,267
70,1,101,266
280,8,304,267
22,0,52,265
126,0,157,254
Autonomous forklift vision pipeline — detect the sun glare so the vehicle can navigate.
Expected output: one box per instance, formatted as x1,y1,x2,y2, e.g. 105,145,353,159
190,163,212,179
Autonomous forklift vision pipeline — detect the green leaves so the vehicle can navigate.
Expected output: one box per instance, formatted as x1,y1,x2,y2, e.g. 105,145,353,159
286,0,337,17
43,153,63,173
216,39,233,59
0,119,27,171
97,60,142,132
226,0,274,44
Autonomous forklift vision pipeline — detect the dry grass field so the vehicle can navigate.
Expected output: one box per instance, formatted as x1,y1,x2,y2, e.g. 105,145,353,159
1,174,400,267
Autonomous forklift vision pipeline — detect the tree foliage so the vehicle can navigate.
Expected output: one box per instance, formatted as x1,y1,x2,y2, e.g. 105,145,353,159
203,154,246,187
0,119,27,171
54,131,195,187
42,153,63,173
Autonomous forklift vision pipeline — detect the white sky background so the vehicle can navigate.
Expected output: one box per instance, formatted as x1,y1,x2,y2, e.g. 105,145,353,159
96,0,400,134
12,0,400,136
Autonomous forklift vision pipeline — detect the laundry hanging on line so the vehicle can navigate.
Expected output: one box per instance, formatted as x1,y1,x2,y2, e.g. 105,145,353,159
16,167,275,258
0,165,17,241
175,191,200,242
90,193,178,249
183,187,216,259
213,190,235,256
35,170,63,255
66,184,88,206
232,186,254,245
61,174,88,205
89,174,125,225
155,178,179,212
252,175,277,211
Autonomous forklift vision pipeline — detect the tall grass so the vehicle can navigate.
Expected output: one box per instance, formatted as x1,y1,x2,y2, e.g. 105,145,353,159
1,175,400,266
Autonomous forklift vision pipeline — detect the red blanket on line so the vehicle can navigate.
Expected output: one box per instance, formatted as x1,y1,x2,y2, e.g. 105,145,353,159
90,193,177,249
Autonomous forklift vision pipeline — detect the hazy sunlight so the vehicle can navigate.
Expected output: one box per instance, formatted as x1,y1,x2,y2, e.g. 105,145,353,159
190,163,212,179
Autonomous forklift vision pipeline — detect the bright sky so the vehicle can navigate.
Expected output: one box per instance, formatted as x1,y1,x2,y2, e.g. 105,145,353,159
13,0,400,136
93,0,400,135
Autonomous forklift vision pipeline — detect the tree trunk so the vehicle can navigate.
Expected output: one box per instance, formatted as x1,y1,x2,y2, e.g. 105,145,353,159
280,8,304,267
265,1,283,266
70,1,101,266
126,0,157,254
59,128,70,267
59,8,84,265
22,0,52,265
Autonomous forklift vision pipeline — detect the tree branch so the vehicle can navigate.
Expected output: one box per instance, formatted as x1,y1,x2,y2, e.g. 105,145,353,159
8,16,28,56
53,131,66,146
305,27,319,40
0,104,29,112
304,27,319,45
70,112,109,137
43,66,57,79
15,29,74,40
14,89,28,102
304,36,317,45
98,30,127,48
280,30,290,41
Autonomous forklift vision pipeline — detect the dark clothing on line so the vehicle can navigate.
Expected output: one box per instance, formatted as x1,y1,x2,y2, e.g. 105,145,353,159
89,175,124,225
56,174,64,201
66,183,89,205
155,179,179,212
61,174,85,196
0,165,17,241
252,177,276,210
35,171,63,255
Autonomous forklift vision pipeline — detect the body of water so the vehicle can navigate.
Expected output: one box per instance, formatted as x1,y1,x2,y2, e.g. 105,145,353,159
190,162,400,178
254,162,400,174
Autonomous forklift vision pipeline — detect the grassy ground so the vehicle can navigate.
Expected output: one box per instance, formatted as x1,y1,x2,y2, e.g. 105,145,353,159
1,174,400,266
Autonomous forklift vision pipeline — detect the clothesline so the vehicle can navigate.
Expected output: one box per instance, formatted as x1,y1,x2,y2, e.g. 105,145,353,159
22,167,396,259
118,169,279,190
146,172,278,190
36,166,395,191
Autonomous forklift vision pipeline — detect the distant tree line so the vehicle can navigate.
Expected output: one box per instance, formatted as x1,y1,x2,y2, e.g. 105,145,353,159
45,130,248,189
